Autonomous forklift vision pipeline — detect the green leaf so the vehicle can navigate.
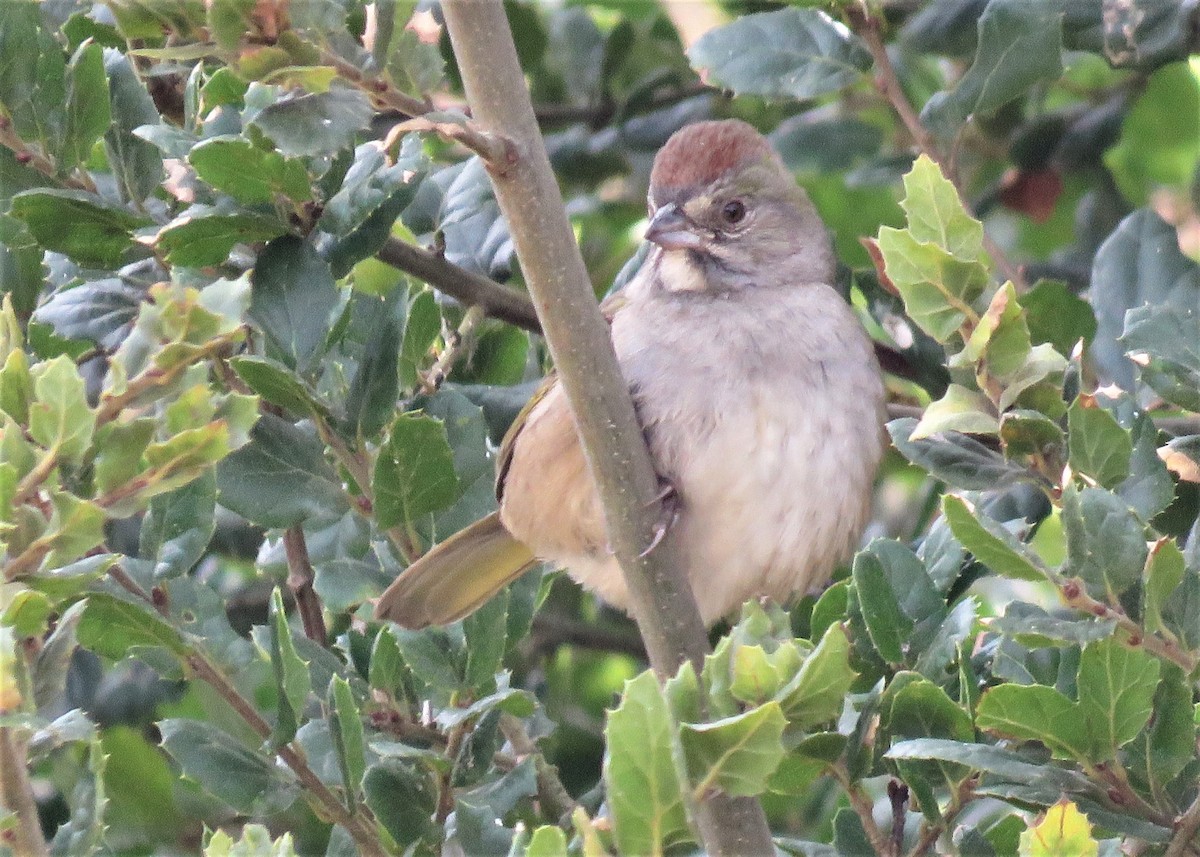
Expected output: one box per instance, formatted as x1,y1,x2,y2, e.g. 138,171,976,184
1121,302,1200,411
1105,63,1200,205
524,826,568,857
365,628,403,698
1143,538,1185,637
1076,638,1159,760
77,593,190,660
249,236,339,374
887,678,973,820
102,48,164,204
216,413,349,528
362,761,437,847
49,736,107,856
373,412,460,529
28,355,94,463
1117,414,1174,522
344,295,402,439
320,142,422,238
910,383,998,440
777,624,856,728
2,589,52,637
1092,209,1200,392
999,410,1064,460
921,0,1063,138
159,719,299,814
229,356,327,418
463,588,509,690
156,207,286,268
267,588,312,746
399,288,441,390
687,8,870,100
392,626,462,691
248,88,373,157
1023,279,1096,356
0,3,67,153
851,548,913,665
9,189,150,268
886,738,1093,795
898,154,983,261
328,676,366,806
604,672,692,856
1018,800,1098,857
1067,398,1131,489
385,29,446,97
681,702,786,798
1128,665,1196,801
61,40,111,173
205,824,299,856
876,227,989,342
1062,486,1147,604
189,137,312,205
139,470,216,579
976,684,1091,761
42,491,105,569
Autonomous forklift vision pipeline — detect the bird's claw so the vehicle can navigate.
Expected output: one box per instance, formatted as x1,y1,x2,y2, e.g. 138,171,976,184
640,479,680,558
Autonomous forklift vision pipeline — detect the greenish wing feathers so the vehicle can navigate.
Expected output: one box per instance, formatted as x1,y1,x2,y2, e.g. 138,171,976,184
373,511,537,628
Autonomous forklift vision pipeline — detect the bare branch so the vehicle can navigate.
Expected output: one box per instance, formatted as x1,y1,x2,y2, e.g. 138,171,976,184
440,2,775,852
0,728,49,857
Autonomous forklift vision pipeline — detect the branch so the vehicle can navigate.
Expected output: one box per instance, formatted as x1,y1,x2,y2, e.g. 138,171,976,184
1060,580,1200,674
833,762,892,856
185,653,386,855
375,238,540,332
0,728,49,857
499,713,578,825
439,2,775,853
1166,789,1200,857
283,526,328,644
528,612,647,659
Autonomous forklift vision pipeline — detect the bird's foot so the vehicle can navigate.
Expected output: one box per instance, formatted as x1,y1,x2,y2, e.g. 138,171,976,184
640,479,680,557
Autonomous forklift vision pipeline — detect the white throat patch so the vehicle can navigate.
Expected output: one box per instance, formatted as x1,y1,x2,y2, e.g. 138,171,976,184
657,249,708,293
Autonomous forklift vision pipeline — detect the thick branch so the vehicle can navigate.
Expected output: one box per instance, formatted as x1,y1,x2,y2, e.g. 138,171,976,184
0,728,49,857
440,2,775,853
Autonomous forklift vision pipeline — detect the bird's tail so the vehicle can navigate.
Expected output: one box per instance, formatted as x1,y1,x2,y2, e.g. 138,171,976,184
373,511,537,628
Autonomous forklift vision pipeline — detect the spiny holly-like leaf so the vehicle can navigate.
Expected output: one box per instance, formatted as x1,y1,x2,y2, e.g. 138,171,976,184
189,137,312,205
249,236,339,374
156,207,286,268
1076,638,1159,760
604,672,693,856
373,412,460,529
681,702,786,798
976,684,1091,762
921,0,1064,138
1062,485,1147,604
1067,398,1132,489
28,355,95,463
9,189,150,268
159,719,299,814
898,154,983,261
1018,799,1098,857
777,624,856,727
942,494,1048,582
77,593,191,660
267,588,311,746
328,675,366,806
688,8,870,100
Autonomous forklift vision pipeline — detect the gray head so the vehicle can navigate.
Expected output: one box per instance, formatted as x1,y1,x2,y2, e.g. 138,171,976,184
644,119,834,293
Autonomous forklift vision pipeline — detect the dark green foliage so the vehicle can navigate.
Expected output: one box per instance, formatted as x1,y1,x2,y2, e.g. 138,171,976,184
2,2,1199,855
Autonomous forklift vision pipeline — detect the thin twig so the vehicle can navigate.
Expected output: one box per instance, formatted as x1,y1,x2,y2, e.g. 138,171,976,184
0,728,50,857
833,762,892,856
0,117,96,193
283,526,328,644
185,653,387,855
527,612,646,659
499,713,578,825
375,238,541,332
1060,580,1200,674
1166,788,1200,857
422,304,486,394
320,48,512,168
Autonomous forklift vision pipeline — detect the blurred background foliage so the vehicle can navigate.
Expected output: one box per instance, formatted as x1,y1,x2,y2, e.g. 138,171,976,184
1,0,1200,855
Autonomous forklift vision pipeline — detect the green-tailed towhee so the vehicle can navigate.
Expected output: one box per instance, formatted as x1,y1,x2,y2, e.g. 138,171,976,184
374,119,886,629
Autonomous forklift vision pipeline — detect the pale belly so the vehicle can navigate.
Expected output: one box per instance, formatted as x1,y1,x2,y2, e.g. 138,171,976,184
559,364,884,625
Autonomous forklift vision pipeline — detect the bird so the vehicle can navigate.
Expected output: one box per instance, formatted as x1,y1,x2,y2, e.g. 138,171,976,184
374,119,887,629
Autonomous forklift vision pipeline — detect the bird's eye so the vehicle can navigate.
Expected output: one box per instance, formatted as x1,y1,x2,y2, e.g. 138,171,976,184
721,199,746,225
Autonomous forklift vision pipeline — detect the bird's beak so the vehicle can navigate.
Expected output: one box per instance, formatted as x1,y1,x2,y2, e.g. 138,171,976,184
646,203,703,251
